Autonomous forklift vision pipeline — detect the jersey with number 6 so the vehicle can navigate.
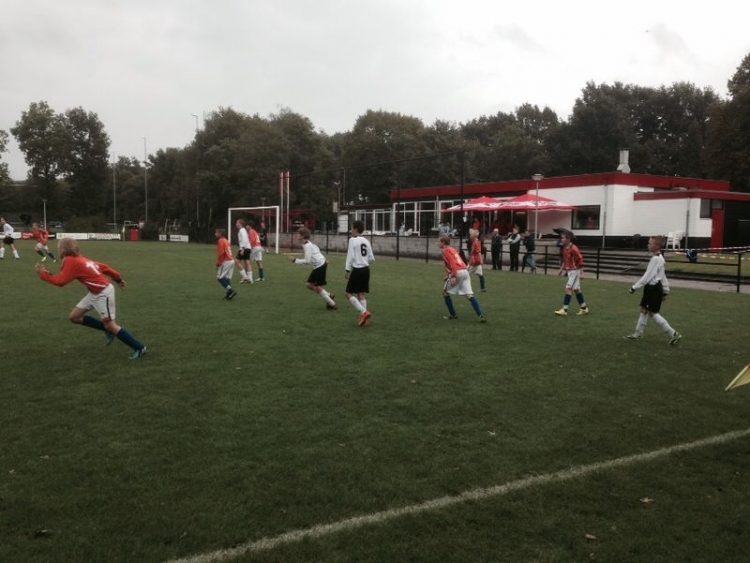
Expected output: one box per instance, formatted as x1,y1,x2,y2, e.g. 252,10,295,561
345,235,375,271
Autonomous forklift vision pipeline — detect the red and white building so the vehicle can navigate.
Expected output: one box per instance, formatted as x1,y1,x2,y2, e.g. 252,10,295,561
380,171,750,248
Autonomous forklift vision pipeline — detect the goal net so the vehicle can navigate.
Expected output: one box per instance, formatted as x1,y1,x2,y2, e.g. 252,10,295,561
227,206,280,254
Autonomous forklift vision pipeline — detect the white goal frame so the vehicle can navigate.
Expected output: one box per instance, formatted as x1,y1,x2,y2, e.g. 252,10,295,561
227,206,280,254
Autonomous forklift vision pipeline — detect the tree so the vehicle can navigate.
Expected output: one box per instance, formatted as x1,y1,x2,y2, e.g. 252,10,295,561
705,52,750,192
0,130,10,186
62,107,111,215
11,101,68,206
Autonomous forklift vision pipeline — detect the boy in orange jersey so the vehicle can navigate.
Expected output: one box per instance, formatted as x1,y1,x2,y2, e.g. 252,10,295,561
215,228,237,300
554,231,590,316
467,229,486,292
31,222,56,262
439,235,486,322
34,238,147,359
246,221,266,281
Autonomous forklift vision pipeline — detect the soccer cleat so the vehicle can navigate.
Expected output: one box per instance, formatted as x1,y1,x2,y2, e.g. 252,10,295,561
326,303,338,310
105,332,115,346
479,315,487,323
576,307,590,316
41,256,47,262
358,311,372,326
225,289,237,300
669,331,683,346
554,308,568,316
442,315,458,320
129,346,147,360
623,334,641,340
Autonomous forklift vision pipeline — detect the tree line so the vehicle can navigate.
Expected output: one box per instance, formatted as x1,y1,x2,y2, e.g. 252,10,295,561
1,52,749,236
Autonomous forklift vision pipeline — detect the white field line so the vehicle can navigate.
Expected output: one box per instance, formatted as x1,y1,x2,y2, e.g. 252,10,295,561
169,427,750,563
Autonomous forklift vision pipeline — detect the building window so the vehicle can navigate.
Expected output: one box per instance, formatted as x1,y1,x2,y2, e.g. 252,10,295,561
572,205,600,230
700,199,711,219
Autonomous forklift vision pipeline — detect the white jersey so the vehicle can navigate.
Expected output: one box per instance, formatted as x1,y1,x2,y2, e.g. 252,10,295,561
3,223,14,237
294,240,326,268
345,235,375,271
237,227,250,250
632,253,671,294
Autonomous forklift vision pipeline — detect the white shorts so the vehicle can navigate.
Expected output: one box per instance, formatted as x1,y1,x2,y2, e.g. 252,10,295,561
250,247,264,262
35,243,49,252
444,269,474,296
217,261,235,279
468,264,484,277
76,284,116,321
565,269,582,291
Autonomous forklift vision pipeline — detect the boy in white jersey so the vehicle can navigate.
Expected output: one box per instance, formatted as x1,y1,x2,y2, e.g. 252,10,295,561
234,218,253,283
625,235,682,345
290,227,337,310
0,217,20,260
345,220,375,326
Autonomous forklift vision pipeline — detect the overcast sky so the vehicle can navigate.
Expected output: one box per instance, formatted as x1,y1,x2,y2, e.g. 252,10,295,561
1,0,749,180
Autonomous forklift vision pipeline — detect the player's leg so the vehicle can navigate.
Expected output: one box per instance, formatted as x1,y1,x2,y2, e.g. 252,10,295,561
10,243,19,259
256,259,265,281
96,289,146,357
574,286,589,315
0,241,4,259
36,243,46,259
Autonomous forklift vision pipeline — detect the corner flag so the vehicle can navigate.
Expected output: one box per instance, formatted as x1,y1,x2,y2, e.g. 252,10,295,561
725,363,750,391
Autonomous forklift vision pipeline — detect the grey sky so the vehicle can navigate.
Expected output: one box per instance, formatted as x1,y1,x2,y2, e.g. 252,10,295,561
1,0,748,180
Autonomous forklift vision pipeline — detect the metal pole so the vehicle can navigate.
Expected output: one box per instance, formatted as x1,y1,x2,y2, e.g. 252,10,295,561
596,247,601,280
143,137,148,225
544,245,549,275
738,252,743,294
459,151,465,251
42,199,47,230
112,158,117,232
532,173,543,239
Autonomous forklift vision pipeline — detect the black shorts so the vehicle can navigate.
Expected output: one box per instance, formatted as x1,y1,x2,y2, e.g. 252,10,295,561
3,236,14,245
236,248,251,260
640,282,664,313
307,263,327,286
346,266,370,294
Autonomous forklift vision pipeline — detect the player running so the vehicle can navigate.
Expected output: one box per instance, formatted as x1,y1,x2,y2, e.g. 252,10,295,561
345,220,375,326
290,227,337,310
32,222,56,262
554,231,590,316
215,228,237,300
35,238,147,359
0,217,20,260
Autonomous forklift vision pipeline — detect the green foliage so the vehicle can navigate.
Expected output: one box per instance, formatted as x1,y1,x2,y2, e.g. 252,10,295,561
1,241,748,562
64,214,108,232
0,129,10,186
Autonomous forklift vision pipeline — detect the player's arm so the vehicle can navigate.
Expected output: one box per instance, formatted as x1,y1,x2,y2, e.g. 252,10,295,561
96,261,125,286
631,257,658,292
36,261,75,287
345,239,355,272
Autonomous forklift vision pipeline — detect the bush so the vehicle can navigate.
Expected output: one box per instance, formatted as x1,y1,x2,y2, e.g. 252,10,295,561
64,215,108,232
139,222,160,241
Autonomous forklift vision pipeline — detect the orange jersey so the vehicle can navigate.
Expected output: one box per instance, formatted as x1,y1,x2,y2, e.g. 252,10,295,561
32,229,49,245
562,243,584,270
470,238,483,266
442,245,467,275
248,228,262,248
39,255,122,294
216,237,233,266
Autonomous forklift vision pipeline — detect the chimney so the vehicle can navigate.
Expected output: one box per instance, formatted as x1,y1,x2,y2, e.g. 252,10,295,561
617,149,630,173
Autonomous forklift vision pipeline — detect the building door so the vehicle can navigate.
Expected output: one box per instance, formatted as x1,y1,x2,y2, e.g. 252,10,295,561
711,207,725,249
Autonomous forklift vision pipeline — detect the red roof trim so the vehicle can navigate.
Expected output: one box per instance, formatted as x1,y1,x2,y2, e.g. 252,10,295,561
633,190,750,202
390,172,731,201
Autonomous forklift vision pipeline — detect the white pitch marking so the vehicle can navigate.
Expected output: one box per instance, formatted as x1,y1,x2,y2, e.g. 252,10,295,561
168,427,750,563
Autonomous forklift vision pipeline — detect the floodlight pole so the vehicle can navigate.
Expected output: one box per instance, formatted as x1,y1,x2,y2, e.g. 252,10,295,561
42,199,47,230
143,137,149,225
532,173,544,239
112,157,117,232
459,150,466,251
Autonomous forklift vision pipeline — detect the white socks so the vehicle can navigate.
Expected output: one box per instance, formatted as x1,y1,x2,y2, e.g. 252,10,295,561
652,314,675,336
635,313,648,336
348,296,366,313
319,289,335,306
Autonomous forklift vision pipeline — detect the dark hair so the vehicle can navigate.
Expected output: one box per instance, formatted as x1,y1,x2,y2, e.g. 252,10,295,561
215,228,226,237
352,220,365,234
298,227,311,239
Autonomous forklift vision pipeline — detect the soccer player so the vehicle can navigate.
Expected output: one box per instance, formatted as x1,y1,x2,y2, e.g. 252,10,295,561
467,229,486,292
32,222,56,262
235,218,253,283
0,217,20,260
247,221,266,281
439,235,486,322
345,220,375,326
34,238,147,359
624,235,682,345
554,231,590,316
289,227,337,310
215,228,237,300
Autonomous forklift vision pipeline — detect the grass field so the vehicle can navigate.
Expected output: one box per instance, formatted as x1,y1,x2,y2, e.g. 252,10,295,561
2,240,750,562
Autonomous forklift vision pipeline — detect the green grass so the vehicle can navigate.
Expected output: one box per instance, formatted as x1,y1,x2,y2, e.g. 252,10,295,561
1,240,749,562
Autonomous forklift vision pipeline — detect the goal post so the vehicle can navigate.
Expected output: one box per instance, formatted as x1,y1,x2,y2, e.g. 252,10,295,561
227,206,280,254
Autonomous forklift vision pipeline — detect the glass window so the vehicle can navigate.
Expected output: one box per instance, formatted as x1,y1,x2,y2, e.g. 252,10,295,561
572,205,600,230
700,199,711,218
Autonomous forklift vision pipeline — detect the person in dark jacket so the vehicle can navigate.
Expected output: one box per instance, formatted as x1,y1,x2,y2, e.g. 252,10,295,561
522,229,536,273
506,225,522,272
490,228,502,270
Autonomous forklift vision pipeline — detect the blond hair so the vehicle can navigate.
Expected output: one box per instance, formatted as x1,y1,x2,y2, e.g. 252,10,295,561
439,235,451,245
57,237,81,257
297,227,311,239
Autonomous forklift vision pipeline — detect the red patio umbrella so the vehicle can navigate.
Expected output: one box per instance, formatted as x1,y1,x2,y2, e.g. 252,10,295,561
443,196,503,213
494,193,575,211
